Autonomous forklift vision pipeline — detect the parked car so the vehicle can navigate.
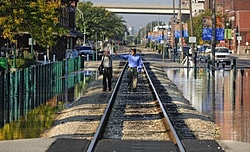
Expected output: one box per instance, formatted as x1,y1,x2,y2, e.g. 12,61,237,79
75,45,94,57
204,45,212,53
210,47,232,65
197,45,211,53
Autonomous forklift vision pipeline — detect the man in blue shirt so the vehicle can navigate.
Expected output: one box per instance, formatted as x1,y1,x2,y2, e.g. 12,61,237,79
116,48,143,91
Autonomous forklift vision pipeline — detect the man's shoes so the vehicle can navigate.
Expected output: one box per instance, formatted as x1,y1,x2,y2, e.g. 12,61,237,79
132,88,137,92
109,88,112,91
102,89,107,92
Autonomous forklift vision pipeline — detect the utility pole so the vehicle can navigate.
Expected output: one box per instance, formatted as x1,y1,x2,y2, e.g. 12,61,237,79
189,0,197,78
211,0,217,119
179,0,183,61
212,0,216,76
95,32,98,61
173,0,176,61
189,0,194,58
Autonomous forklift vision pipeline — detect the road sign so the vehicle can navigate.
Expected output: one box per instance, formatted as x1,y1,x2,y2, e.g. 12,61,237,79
29,38,36,45
189,37,196,43
237,36,242,41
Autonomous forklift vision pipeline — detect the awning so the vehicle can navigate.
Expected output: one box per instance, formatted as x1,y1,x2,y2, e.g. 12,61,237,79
68,29,83,38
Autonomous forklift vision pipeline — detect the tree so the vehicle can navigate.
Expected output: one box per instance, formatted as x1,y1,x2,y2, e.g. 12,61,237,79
186,10,212,45
76,1,126,43
0,0,65,48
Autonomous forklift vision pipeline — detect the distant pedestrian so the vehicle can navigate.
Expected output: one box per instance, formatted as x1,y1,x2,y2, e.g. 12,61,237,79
116,48,143,91
100,47,113,91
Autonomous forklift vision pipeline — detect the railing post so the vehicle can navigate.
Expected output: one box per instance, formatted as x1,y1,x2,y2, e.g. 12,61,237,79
0,73,4,127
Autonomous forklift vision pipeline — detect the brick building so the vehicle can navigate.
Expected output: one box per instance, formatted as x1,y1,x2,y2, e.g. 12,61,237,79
205,0,250,53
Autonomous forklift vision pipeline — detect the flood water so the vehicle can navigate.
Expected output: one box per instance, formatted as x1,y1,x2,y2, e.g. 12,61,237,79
0,70,98,140
165,68,250,143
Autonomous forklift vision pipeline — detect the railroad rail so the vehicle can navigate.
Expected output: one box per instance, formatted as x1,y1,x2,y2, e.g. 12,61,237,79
86,61,185,152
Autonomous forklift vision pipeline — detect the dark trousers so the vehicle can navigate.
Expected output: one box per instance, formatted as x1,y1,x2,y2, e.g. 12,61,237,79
127,67,138,90
103,67,112,91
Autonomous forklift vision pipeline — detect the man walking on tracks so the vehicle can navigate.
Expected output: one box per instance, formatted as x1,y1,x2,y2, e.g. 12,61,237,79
116,48,143,91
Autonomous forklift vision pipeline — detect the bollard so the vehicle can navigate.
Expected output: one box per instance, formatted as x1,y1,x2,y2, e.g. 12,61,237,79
240,68,244,103
230,58,237,105
81,55,85,69
87,54,89,61
53,54,56,62
44,55,47,64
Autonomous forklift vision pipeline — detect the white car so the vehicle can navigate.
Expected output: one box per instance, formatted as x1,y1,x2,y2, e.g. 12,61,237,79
75,45,94,56
210,47,231,65
205,46,212,53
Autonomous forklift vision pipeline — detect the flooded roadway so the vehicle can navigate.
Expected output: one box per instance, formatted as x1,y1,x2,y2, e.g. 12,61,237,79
165,68,250,143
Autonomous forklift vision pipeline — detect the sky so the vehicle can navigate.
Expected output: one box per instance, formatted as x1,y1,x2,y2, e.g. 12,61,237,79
83,0,175,31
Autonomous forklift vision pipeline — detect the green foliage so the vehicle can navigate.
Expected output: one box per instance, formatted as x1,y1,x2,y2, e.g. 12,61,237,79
186,10,213,45
8,51,35,69
8,58,34,69
76,2,126,42
0,0,65,47
0,103,62,140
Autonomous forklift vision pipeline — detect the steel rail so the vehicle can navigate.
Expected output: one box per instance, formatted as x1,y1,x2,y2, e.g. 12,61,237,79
143,64,186,152
86,62,128,152
87,61,185,152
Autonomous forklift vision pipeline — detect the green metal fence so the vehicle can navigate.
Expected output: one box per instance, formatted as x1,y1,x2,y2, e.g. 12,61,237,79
0,56,84,127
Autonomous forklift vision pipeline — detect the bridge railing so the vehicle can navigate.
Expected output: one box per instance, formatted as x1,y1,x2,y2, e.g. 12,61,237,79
0,56,84,127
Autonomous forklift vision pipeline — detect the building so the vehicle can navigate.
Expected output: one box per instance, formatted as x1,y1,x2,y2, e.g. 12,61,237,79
205,0,250,53
0,0,82,61
52,0,83,61
170,0,206,48
187,0,206,17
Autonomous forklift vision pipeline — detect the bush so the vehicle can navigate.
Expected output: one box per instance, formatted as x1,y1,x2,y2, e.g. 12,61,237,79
8,51,35,69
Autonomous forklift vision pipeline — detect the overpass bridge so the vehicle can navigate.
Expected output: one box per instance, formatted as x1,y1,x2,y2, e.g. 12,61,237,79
93,4,190,15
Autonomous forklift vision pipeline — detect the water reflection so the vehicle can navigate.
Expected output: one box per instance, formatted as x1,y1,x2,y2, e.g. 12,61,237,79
0,102,63,140
165,68,250,143
0,70,98,140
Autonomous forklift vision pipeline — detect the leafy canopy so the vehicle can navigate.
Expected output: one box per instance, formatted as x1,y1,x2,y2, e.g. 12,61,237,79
76,1,126,42
0,0,65,47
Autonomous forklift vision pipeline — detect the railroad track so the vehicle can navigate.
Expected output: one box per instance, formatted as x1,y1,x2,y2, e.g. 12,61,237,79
86,61,186,152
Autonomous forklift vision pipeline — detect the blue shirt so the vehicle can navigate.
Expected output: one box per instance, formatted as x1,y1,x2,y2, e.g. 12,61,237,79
117,54,143,70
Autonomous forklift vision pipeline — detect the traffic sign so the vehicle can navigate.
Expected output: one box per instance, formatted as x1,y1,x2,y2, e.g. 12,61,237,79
237,36,242,41
189,37,196,43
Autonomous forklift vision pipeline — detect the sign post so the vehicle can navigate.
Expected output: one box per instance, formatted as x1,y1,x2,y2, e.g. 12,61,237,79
161,40,165,62
29,38,36,58
237,36,242,54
